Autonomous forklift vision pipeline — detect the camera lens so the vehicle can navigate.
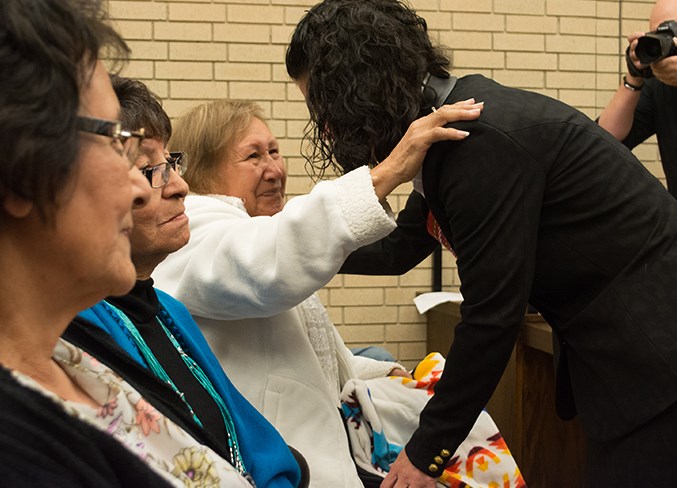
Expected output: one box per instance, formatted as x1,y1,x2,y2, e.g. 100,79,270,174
636,34,676,64
636,37,664,64
635,21,677,65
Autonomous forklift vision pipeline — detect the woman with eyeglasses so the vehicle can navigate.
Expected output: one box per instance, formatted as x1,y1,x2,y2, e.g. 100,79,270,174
75,70,478,487
0,1,301,487
0,0,172,485
72,75,309,488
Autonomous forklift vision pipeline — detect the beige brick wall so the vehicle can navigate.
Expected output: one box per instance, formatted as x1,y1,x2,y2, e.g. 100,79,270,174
109,0,661,368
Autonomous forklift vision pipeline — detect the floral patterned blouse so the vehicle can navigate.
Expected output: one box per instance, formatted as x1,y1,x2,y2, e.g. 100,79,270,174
12,339,254,488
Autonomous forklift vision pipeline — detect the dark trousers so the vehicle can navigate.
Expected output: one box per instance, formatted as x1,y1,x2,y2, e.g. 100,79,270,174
585,401,677,487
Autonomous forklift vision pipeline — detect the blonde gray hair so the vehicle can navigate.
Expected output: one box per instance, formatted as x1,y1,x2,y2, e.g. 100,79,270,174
169,99,265,194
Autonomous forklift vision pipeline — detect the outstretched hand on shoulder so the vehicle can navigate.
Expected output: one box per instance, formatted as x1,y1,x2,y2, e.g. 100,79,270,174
371,99,484,201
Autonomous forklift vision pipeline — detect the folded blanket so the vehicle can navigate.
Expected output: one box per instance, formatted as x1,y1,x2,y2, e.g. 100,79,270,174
340,352,526,487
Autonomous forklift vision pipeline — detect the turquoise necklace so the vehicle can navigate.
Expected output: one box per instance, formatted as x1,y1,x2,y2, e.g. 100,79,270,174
103,301,248,478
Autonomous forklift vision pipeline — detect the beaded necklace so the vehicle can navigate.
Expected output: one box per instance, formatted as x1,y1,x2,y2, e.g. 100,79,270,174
103,301,248,480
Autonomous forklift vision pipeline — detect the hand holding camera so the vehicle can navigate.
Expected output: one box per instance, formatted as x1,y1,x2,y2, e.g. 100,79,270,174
636,20,677,64
649,27,677,86
626,20,677,83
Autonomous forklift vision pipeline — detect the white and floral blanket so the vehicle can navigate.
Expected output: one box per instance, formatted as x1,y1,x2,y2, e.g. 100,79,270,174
340,352,527,488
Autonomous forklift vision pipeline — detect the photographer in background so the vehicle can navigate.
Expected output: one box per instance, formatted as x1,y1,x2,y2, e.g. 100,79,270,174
598,0,677,197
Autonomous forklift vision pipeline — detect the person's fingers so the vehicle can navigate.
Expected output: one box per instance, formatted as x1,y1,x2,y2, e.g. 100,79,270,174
427,126,471,142
396,101,483,158
426,103,483,127
627,31,644,43
440,102,484,114
380,472,397,488
388,368,413,378
403,104,482,146
627,35,647,66
445,105,483,120
450,97,476,106
439,102,484,115
431,105,482,128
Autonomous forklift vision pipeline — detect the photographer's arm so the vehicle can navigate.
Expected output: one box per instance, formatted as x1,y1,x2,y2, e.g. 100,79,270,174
598,32,645,141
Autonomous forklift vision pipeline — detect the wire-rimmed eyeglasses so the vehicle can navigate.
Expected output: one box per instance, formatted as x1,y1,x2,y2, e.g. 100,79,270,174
77,116,145,168
140,152,187,189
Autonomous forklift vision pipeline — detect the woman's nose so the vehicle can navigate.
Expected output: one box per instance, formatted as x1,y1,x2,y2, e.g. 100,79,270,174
130,166,152,209
264,155,286,180
163,166,190,198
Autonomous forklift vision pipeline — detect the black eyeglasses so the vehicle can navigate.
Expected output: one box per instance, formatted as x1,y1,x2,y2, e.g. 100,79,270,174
77,116,145,168
140,152,187,189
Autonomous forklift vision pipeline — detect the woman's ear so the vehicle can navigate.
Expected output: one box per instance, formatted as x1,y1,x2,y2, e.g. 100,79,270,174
2,192,34,218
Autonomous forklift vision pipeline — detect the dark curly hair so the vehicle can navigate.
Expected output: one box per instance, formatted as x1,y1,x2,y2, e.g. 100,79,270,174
111,75,172,145
286,0,451,178
0,0,129,221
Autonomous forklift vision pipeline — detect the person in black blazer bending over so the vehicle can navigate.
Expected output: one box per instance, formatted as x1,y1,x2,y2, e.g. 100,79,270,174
286,1,677,486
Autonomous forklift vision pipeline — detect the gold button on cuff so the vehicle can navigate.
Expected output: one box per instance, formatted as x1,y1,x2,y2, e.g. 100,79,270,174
428,464,439,473
434,456,444,464
440,449,451,458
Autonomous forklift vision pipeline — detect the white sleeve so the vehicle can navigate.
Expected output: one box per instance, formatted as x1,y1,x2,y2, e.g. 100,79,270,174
152,166,397,320
333,327,405,382
350,353,406,381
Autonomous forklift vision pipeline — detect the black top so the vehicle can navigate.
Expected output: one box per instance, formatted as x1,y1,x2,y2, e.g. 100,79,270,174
622,77,677,197
0,364,174,488
106,279,228,445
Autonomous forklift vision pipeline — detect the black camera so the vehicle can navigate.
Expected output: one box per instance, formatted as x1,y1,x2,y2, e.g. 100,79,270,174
635,20,677,65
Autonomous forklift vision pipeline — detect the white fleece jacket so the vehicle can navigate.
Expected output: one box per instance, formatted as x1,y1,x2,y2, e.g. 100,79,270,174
153,166,404,488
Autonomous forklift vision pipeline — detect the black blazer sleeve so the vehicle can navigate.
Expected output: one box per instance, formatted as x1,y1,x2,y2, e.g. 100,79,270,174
340,190,439,275
405,123,544,475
